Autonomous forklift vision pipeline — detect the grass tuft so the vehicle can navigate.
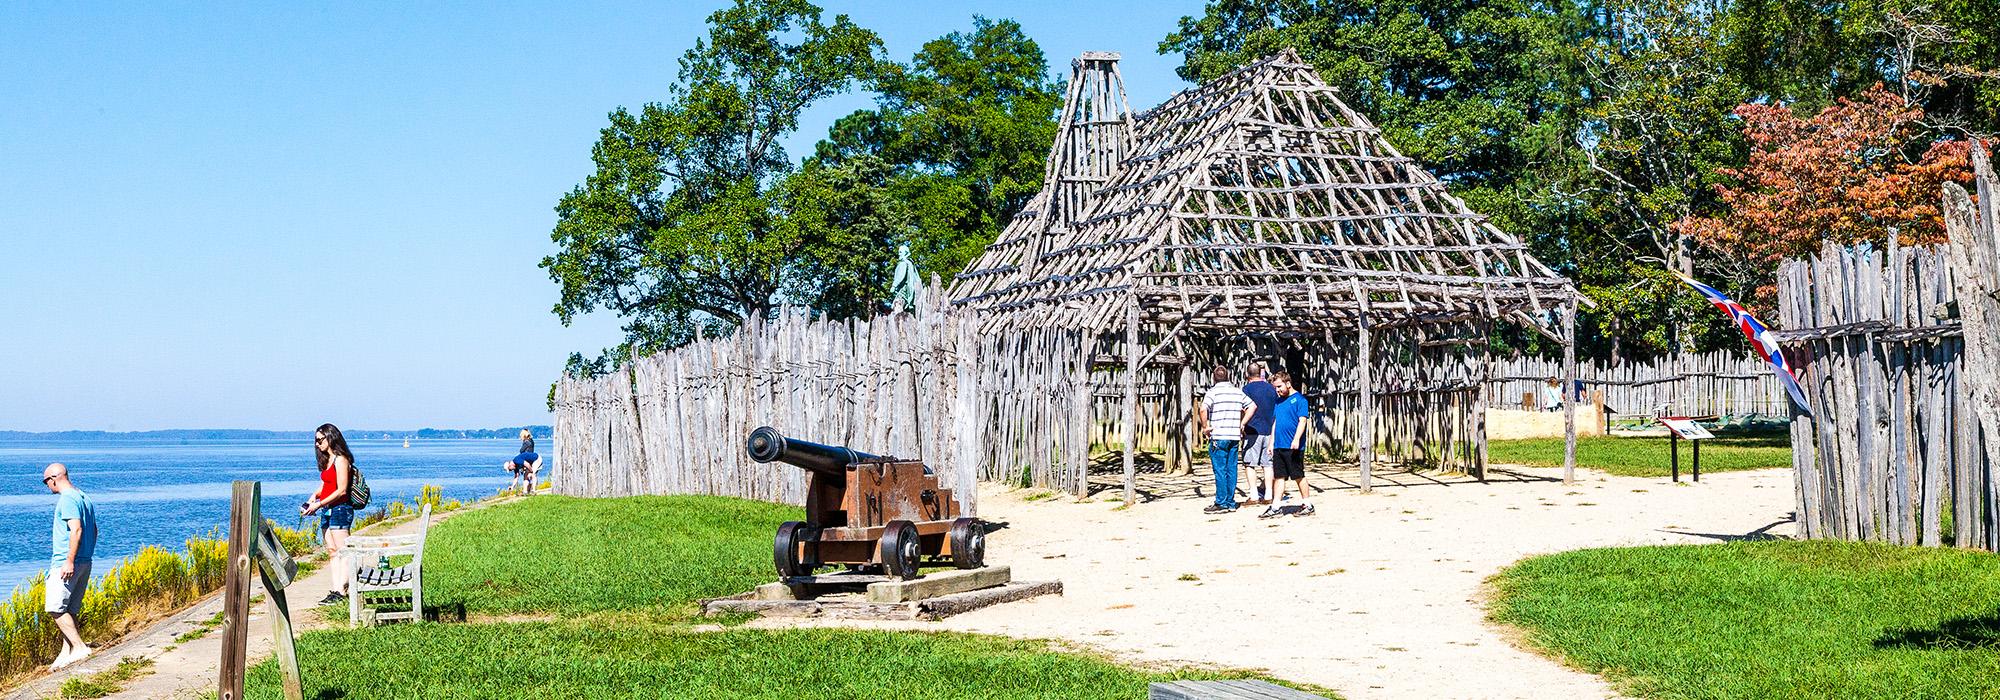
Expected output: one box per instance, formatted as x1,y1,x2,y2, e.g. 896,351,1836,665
55,656,152,699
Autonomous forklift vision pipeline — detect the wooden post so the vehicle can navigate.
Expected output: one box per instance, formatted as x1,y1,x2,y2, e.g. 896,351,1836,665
1174,364,1195,475
219,481,304,700
1356,285,1375,493
1562,302,1579,484
217,481,258,700
1123,304,1142,505
255,526,304,700
1473,322,1491,481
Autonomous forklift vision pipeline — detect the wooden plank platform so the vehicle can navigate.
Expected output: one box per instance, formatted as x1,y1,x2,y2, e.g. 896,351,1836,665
703,580,1060,621
1149,679,1330,699
867,566,1011,602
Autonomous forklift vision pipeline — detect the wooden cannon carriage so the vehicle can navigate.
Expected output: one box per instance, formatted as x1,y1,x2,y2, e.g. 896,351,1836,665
746,427,985,580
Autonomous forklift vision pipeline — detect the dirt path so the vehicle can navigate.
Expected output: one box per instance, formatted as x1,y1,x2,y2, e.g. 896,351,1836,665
752,464,1797,700
8,498,513,700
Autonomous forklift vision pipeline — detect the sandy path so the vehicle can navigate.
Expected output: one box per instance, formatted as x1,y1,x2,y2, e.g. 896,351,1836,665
754,464,1797,700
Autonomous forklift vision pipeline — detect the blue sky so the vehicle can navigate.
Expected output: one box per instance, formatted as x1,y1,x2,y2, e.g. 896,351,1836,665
0,1,1201,431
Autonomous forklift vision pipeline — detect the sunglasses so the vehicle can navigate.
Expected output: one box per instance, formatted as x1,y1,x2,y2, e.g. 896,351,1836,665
41,475,57,485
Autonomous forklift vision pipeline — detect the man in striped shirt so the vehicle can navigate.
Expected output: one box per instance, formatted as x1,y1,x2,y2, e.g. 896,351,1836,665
1195,365,1256,514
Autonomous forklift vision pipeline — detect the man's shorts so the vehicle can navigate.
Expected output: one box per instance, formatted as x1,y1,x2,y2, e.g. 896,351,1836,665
45,560,92,614
1240,433,1274,468
1273,448,1306,480
319,503,355,533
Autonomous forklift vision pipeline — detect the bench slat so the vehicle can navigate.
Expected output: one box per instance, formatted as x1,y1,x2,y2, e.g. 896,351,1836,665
1147,680,1329,700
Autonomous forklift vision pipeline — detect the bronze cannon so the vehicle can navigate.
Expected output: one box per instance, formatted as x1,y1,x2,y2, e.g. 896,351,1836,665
746,426,984,580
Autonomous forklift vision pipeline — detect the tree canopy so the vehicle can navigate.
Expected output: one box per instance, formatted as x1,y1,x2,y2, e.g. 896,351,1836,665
542,0,888,351
1160,0,1997,360
816,17,1064,279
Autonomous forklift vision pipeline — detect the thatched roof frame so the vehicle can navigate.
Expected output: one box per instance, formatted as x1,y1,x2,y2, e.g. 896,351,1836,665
950,49,1581,336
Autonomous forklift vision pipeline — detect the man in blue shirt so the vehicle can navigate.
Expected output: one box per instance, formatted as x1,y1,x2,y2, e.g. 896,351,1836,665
43,462,98,670
1238,362,1280,504
1262,372,1315,518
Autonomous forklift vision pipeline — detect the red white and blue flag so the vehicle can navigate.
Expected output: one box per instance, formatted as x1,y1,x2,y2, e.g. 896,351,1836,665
1676,274,1814,415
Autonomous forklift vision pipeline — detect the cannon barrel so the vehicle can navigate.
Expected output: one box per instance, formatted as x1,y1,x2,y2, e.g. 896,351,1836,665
746,426,878,477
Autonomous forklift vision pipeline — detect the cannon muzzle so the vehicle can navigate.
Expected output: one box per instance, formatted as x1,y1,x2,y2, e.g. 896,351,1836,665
746,426,878,477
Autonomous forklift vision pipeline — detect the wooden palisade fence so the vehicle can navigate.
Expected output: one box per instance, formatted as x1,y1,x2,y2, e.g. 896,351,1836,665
550,283,1100,510
1777,146,1999,550
1487,351,1786,419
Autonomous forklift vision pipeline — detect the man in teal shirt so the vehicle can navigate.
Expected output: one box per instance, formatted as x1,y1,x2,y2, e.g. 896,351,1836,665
43,462,97,670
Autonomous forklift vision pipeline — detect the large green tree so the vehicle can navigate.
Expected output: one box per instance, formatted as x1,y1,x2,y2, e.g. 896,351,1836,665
816,17,1064,278
543,0,887,352
1726,0,2000,133
1159,0,1591,231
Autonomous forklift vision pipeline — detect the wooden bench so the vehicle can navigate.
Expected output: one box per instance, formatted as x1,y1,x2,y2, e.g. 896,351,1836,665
344,504,431,626
1149,679,1331,699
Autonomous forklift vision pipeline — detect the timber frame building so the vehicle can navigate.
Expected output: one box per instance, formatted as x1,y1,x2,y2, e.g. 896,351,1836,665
950,50,1588,500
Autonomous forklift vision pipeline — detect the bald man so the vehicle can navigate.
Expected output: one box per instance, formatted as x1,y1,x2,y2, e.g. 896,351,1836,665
42,463,97,670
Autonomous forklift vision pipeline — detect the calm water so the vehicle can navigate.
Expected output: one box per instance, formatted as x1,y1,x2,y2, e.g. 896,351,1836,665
0,438,530,592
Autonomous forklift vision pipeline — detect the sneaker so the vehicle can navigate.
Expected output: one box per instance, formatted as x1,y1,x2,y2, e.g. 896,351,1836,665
1222,504,1239,513
49,645,91,671
1294,504,1316,517
1257,507,1282,519
318,591,347,605
1203,505,1226,514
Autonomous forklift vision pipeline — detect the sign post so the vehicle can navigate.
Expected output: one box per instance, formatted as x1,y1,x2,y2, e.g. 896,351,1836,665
1658,417,1715,482
218,481,304,700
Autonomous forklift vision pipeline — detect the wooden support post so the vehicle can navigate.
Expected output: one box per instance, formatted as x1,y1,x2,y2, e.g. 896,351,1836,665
1562,302,1579,485
1473,321,1491,481
217,481,258,700
256,548,303,700
220,481,304,700
1168,363,1196,475
1123,304,1141,505
1356,286,1375,493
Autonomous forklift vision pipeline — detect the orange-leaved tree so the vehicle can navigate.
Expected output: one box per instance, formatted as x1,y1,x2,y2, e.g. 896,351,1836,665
1673,84,1977,307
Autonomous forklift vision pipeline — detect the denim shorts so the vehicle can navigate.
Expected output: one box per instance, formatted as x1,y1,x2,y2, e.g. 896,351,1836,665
319,503,355,532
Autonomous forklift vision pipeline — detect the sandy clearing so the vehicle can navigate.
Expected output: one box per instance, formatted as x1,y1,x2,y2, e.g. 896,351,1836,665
751,464,1797,700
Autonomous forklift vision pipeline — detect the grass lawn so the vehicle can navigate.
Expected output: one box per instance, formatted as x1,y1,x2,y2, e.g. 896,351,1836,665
1489,540,2000,699
1487,429,1791,477
246,624,1260,700
422,495,799,617
255,494,1332,699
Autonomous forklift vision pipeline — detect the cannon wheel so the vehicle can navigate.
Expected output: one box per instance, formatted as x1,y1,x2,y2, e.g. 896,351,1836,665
879,520,921,580
949,518,985,569
774,521,814,578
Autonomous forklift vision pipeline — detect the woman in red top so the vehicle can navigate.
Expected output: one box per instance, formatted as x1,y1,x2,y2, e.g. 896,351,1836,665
300,423,355,605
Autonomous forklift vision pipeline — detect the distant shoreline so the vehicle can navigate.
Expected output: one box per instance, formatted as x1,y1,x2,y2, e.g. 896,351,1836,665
0,426,551,441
